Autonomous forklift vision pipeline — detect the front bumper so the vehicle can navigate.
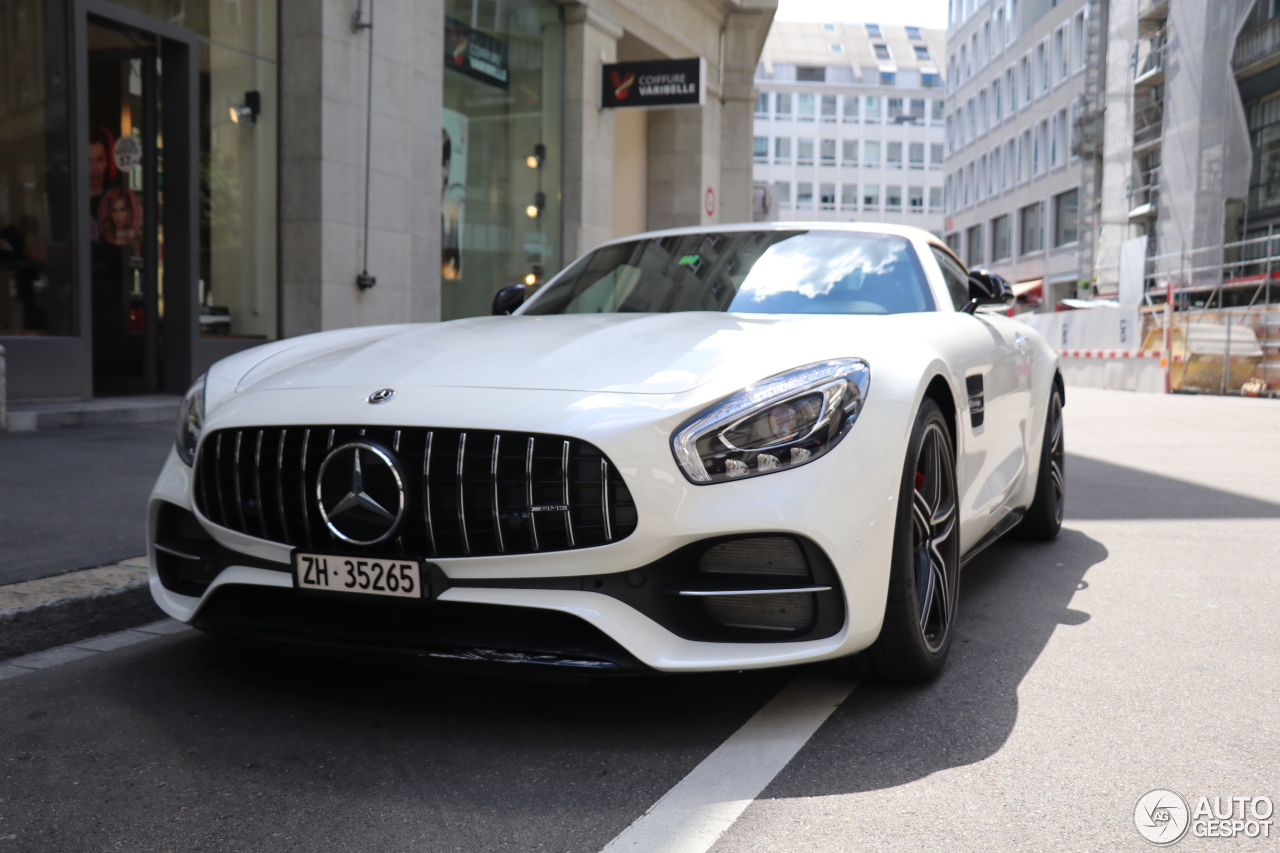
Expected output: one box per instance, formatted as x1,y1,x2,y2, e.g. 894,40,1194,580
146,389,911,672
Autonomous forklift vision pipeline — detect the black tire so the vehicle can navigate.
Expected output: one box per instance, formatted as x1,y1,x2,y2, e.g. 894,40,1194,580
1012,383,1065,541
840,398,960,684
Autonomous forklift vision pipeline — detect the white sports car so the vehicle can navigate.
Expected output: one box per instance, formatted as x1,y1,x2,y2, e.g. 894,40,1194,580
148,223,1064,681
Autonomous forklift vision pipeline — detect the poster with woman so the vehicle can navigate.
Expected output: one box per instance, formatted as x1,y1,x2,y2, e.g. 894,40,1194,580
97,186,142,247
441,108,468,281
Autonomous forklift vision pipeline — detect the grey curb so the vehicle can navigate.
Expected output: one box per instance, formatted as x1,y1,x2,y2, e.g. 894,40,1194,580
0,563,166,662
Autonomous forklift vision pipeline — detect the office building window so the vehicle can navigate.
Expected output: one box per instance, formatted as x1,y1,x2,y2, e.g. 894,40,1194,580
888,98,904,120
797,66,826,82
906,25,922,39
946,232,961,254
996,8,1005,46
755,92,769,116
865,97,881,121
753,136,768,162
820,182,836,209
977,155,987,200
776,92,792,117
929,186,944,211
830,44,843,53
933,99,945,121
880,71,896,86
864,140,881,165
1050,113,1060,167
908,185,924,211
923,73,939,88
931,142,945,165
842,139,858,165
914,45,930,60
1038,41,1049,93
1021,56,1032,104
775,181,791,204
888,141,903,168
843,95,859,121
1073,12,1086,70
1053,28,1065,84
967,224,984,265
979,88,989,133
775,137,791,163
886,185,903,210
821,95,838,122
910,98,926,121
821,138,836,165
797,137,815,165
993,78,1002,121
863,183,880,209
841,183,857,209
866,23,882,38
1054,189,1079,246
1020,201,1044,253
874,44,891,60
909,142,925,168
797,181,814,208
991,214,1011,260
989,147,1000,194
797,93,815,120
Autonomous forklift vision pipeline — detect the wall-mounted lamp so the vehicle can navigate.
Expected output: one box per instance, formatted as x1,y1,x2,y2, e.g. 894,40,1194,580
229,90,261,125
526,191,546,219
526,143,546,169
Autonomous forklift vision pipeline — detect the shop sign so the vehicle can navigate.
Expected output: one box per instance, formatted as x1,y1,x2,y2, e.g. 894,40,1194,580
445,17,509,90
601,58,704,109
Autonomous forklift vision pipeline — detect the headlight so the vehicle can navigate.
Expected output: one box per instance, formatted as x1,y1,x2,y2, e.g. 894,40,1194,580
175,373,207,467
671,359,870,484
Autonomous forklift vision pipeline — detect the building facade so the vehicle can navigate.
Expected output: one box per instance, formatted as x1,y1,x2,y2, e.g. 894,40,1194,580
752,21,947,231
943,0,1093,309
0,0,774,402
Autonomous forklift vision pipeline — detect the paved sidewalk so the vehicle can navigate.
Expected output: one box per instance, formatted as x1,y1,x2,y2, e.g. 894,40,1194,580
0,557,159,661
0,424,172,585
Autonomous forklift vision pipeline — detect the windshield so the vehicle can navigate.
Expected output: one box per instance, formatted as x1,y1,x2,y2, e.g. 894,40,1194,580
523,230,933,316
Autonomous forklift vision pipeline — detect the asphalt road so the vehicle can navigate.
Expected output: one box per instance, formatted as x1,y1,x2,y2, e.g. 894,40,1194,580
0,425,171,585
1,388,1277,852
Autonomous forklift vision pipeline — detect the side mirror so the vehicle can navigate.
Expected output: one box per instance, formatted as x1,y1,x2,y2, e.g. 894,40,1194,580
963,268,1014,314
492,284,527,315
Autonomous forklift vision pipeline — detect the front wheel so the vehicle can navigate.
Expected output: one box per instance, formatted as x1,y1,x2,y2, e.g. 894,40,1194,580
841,398,960,683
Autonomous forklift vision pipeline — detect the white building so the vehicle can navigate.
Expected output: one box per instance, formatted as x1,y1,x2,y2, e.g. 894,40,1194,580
943,0,1093,309
751,21,947,231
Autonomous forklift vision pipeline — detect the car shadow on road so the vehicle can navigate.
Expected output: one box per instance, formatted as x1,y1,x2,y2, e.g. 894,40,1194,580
753,526,1106,798
1066,453,1280,519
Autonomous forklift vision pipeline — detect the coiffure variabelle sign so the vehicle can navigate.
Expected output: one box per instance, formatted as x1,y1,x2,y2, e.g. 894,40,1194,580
600,58,705,109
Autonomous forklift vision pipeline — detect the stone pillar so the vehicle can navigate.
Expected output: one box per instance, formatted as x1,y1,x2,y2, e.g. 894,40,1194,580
562,3,622,262
718,8,771,225
280,0,444,336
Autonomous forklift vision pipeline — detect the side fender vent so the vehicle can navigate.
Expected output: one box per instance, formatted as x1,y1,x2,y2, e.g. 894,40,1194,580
966,374,985,429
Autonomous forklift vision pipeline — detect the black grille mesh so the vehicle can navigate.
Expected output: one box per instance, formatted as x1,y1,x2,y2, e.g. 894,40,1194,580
193,426,637,558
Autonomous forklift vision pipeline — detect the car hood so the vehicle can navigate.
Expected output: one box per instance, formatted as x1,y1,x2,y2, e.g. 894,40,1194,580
231,312,916,397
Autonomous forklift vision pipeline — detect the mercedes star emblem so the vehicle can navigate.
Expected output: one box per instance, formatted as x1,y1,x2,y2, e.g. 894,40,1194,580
367,388,395,404
316,441,406,545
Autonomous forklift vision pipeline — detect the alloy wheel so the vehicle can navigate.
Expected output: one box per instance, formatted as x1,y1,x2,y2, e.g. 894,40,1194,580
1047,394,1065,525
911,422,958,653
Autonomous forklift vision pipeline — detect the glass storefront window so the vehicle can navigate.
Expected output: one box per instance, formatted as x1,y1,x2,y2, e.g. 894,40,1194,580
0,1,73,336
442,0,562,320
112,0,280,341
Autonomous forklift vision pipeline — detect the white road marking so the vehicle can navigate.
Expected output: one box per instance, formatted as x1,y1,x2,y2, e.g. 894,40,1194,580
600,672,855,853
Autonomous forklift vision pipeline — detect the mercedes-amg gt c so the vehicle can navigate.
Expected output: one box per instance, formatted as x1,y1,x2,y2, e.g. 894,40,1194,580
148,223,1064,681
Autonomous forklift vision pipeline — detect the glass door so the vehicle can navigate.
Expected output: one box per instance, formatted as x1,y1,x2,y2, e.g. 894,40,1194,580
87,18,161,393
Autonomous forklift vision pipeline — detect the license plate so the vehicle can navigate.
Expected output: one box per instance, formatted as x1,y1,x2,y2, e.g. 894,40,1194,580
294,553,423,599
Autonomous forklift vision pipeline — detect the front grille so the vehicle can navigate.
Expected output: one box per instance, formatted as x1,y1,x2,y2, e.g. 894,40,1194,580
193,426,637,558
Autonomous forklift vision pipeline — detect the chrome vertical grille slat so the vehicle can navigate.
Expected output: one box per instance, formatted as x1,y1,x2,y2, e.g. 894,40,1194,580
232,431,248,532
275,429,288,545
252,430,266,540
193,426,636,558
525,437,539,552
457,432,470,556
561,440,576,548
490,435,505,554
299,429,313,548
422,431,436,556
